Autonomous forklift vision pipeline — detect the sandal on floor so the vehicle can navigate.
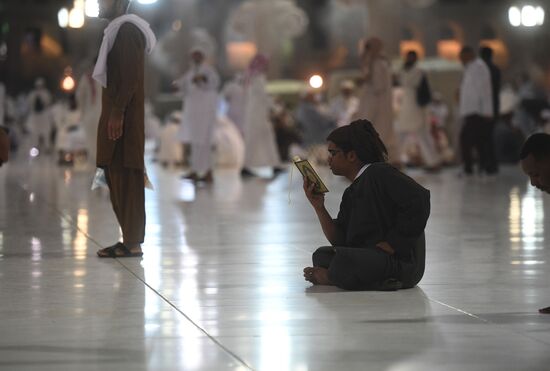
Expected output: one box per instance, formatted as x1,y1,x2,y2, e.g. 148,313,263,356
97,242,123,258
97,242,143,258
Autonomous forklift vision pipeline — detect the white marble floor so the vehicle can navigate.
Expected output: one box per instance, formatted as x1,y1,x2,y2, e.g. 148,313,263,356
1,148,550,371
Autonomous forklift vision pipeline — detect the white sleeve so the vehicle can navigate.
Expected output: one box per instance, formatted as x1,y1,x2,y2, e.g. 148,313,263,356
175,73,191,96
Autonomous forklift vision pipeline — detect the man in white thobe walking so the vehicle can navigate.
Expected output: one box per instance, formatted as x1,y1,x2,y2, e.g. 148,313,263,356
174,47,219,182
26,78,53,153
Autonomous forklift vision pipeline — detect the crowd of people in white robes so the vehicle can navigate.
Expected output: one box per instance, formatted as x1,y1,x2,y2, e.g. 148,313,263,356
4,35,549,179
0,74,101,166
156,49,283,182
124,47,550,178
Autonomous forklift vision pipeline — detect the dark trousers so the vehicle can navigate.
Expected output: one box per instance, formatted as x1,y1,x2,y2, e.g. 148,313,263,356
105,146,145,245
460,115,498,174
312,234,426,291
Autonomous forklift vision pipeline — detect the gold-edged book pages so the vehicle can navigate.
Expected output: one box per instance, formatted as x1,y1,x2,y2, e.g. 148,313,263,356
293,158,329,193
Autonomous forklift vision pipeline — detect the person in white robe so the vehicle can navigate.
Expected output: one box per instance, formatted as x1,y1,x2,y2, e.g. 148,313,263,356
76,68,102,163
428,92,454,164
394,51,440,170
222,73,246,137
26,78,53,152
329,80,359,127
214,115,245,169
241,54,282,177
458,46,494,175
158,111,184,167
353,37,399,165
174,47,219,182
52,94,85,165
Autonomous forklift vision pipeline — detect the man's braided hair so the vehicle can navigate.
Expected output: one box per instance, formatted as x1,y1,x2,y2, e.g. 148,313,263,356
326,119,388,164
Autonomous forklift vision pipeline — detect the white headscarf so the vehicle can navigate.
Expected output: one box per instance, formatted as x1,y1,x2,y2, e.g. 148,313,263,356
93,14,156,88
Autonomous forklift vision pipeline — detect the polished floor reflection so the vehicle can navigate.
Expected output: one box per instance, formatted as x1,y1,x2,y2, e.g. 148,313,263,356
1,150,550,370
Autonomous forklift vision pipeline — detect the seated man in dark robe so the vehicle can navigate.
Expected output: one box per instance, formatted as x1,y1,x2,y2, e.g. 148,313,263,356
519,133,550,313
302,119,430,290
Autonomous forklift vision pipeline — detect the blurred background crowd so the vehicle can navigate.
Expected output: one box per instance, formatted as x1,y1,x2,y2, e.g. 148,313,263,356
1,0,550,176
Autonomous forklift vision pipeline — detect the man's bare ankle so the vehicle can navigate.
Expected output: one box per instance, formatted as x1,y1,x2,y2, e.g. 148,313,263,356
124,243,142,251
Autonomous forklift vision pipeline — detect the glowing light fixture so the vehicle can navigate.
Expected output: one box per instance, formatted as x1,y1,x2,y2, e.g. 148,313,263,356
62,67,76,92
509,5,545,27
85,0,99,17
58,8,69,28
61,0,161,30
508,6,521,26
226,42,257,70
309,75,323,89
69,7,85,28
62,76,76,92
30,147,40,157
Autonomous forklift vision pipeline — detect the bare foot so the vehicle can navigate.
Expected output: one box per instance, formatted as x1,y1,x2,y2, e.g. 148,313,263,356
539,306,550,314
303,267,333,285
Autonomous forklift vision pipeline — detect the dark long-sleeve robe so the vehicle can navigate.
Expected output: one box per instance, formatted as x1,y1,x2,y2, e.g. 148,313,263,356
96,22,146,246
312,162,430,290
97,23,145,170
334,162,430,259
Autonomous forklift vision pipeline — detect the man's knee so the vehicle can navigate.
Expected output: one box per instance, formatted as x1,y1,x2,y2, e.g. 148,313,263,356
312,246,335,268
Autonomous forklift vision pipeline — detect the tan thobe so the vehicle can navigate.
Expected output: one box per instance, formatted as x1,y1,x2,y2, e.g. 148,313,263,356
96,23,146,245
354,58,398,162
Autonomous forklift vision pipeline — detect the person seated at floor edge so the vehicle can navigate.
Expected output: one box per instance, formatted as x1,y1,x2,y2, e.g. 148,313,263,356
519,133,550,314
302,119,430,290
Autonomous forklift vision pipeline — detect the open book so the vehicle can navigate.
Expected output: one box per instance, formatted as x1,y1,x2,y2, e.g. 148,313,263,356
293,157,329,193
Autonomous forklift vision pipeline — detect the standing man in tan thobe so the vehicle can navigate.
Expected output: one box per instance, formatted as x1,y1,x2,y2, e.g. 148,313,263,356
354,37,400,166
94,0,156,258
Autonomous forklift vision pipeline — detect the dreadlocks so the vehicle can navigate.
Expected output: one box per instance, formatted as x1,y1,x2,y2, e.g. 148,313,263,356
326,119,388,164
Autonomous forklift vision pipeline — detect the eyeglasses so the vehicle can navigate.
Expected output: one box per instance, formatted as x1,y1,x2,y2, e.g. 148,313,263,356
328,149,343,157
